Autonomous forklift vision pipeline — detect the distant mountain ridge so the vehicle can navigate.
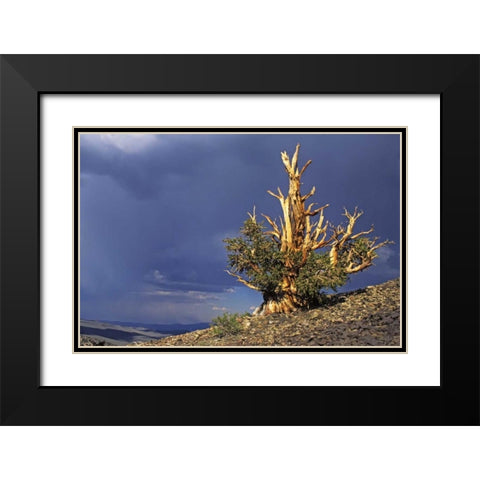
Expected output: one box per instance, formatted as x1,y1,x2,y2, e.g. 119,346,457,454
80,319,211,346
104,320,211,333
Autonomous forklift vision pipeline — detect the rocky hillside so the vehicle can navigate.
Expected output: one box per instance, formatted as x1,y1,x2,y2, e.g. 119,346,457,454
130,278,401,347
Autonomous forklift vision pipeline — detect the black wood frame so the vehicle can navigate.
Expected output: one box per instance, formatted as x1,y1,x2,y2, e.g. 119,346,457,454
0,55,478,425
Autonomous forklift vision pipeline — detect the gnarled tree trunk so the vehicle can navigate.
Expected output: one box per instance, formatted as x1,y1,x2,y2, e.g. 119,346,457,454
256,276,302,314
254,144,330,314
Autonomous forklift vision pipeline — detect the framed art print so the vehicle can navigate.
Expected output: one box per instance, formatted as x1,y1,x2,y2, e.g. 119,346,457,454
73,126,406,353
1,55,478,425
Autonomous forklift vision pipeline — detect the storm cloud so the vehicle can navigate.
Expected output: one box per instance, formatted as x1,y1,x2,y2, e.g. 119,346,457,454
80,132,401,324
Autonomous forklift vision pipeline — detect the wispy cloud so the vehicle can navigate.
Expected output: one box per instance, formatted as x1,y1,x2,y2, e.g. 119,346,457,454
136,288,220,302
212,306,228,312
373,245,400,278
144,269,229,294
152,270,166,282
82,133,159,154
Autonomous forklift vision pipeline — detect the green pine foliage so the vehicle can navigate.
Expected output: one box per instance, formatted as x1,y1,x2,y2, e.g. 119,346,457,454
224,219,349,308
223,218,285,296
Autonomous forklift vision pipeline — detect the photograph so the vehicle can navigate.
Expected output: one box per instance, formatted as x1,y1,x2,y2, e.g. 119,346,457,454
76,128,405,351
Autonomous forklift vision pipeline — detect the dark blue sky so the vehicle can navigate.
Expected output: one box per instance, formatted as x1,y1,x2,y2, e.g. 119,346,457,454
80,133,401,325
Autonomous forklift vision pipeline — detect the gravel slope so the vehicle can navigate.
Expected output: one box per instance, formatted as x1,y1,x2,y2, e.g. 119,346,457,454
130,278,401,347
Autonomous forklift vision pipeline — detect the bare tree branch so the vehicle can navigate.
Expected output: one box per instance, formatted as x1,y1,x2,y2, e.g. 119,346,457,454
267,187,284,201
299,159,312,177
301,186,316,202
225,270,261,291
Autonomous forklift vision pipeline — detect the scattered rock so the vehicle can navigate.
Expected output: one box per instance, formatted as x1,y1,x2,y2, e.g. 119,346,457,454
80,336,115,346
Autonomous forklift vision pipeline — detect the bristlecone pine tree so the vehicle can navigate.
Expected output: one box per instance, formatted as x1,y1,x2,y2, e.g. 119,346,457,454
224,144,393,315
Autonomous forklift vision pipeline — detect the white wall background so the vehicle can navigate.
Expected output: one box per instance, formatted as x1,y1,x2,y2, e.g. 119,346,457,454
1,2,479,479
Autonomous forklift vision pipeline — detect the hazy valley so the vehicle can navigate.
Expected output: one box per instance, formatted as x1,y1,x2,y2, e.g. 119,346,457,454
80,319,210,346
